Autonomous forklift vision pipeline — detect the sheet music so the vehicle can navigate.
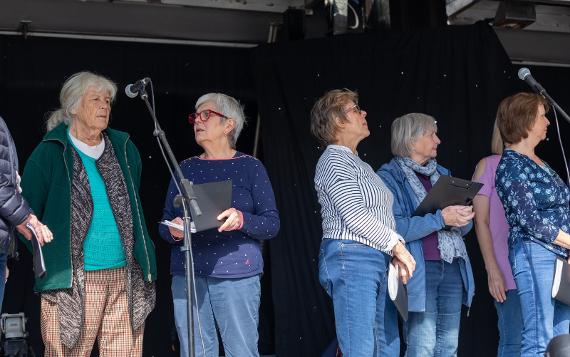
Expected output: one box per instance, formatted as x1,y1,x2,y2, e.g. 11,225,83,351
160,220,196,233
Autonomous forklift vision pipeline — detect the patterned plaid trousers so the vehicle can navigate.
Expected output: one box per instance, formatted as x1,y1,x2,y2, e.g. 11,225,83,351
41,267,144,357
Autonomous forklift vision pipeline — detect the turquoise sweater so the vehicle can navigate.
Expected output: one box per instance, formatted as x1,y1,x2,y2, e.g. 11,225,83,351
70,138,126,271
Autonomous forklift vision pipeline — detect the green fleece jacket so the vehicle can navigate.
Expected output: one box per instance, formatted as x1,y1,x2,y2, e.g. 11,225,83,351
19,123,157,292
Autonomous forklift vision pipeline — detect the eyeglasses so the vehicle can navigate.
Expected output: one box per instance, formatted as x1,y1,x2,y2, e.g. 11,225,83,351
188,109,228,125
344,104,362,115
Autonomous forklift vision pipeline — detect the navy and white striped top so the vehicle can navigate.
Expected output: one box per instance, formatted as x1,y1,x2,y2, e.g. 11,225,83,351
314,145,401,253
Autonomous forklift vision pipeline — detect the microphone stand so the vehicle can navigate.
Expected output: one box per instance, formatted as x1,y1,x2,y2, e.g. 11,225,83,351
138,86,200,357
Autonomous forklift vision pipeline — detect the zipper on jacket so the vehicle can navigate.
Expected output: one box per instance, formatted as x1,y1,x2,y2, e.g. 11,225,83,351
124,141,152,282
2,120,17,183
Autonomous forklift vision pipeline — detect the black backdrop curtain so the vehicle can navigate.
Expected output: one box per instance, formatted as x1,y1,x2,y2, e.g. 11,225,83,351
253,21,570,357
0,35,264,356
1,22,570,357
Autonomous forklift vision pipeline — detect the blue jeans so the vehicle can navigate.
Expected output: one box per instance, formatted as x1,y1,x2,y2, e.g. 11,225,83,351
495,289,522,357
318,239,399,356
405,260,463,357
171,274,261,357
510,240,570,357
378,285,401,357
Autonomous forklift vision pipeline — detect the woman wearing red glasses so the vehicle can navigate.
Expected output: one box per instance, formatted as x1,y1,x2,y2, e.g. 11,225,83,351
159,93,280,357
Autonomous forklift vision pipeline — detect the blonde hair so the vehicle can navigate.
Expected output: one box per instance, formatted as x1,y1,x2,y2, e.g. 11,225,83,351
490,119,504,155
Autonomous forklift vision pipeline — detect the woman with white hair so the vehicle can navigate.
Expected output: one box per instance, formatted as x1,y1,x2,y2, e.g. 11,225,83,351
159,93,280,357
20,71,157,356
377,113,475,356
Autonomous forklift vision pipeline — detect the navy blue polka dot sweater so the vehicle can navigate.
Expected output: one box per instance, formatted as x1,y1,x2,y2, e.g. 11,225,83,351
159,152,280,278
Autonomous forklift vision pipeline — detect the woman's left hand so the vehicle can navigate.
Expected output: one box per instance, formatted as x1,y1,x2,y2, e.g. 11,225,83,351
217,208,244,232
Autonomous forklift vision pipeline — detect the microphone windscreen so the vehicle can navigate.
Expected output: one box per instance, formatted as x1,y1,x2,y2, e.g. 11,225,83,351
125,84,138,98
518,67,531,81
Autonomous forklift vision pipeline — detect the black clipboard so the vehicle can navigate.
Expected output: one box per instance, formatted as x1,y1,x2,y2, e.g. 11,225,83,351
25,223,46,278
413,176,483,216
189,180,232,232
388,262,408,321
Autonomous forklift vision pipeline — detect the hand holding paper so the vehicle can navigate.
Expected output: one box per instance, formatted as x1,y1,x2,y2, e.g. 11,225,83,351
160,219,197,240
165,217,184,239
16,214,53,246
391,241,415,284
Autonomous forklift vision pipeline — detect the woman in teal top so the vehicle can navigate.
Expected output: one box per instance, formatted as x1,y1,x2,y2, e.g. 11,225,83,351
68,131,127,270
20,71,156,356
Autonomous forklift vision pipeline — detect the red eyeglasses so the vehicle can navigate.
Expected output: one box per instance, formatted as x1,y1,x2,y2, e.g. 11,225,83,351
188,109,228,125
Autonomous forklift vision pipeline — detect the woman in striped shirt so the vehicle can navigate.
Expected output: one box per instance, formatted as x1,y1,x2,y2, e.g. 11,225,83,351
311,89,415,356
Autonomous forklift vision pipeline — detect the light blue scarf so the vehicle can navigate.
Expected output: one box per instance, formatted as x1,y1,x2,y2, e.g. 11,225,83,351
395,156,468,263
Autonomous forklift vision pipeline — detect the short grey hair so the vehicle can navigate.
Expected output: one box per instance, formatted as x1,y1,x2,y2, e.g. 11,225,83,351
195,93,246,148
46,71,117,131
391,113,438,157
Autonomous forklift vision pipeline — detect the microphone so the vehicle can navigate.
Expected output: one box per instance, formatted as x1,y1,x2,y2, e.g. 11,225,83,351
125,77,150,98
518,68,546,95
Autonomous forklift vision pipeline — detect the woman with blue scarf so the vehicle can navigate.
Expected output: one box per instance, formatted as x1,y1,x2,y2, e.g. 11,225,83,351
377,113,475,356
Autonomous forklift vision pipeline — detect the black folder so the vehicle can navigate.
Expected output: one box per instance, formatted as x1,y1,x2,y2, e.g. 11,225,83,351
188,180,233,232
26,223,46,278
413,176,483,216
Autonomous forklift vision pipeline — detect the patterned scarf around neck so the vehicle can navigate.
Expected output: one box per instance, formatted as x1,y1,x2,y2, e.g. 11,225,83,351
394,156,468,264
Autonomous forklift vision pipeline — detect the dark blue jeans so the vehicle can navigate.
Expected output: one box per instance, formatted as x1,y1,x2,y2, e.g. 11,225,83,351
510,240,570,357
319,239,398,356
495,289,522,357
405,260,463,357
